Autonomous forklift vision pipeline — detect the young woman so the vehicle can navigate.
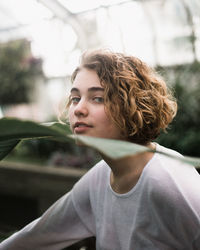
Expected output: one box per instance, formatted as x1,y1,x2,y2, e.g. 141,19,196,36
1,49,200,250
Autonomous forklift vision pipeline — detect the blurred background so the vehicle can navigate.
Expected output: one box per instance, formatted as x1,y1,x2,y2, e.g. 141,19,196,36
0,0,200,160
0,0,200,249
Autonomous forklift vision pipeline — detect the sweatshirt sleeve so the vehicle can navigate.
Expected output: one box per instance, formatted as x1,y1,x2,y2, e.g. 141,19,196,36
0,189,94,250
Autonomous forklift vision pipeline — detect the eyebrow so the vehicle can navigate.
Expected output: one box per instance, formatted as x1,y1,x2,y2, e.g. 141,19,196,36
70,87,104,93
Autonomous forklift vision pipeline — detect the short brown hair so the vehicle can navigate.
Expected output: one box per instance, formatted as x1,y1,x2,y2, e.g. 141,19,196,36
71,49,177,145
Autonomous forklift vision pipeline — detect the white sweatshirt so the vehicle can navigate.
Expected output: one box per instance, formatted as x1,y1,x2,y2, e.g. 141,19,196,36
1,144,200,250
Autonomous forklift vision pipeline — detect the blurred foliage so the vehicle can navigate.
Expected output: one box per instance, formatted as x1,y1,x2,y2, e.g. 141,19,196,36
0,39,43,105
9,138,100,169
156,62,200,157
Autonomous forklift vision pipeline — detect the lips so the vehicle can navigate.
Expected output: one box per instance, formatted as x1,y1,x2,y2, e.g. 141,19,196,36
73,122,92,134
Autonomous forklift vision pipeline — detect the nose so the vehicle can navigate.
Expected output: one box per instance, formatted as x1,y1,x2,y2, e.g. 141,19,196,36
74,99,89,117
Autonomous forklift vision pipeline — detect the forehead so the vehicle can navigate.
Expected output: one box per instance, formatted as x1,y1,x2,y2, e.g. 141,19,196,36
72,68,102,89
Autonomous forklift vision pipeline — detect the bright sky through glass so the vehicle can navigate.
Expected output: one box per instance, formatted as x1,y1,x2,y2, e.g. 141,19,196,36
0,0,199,77
58,0,130,13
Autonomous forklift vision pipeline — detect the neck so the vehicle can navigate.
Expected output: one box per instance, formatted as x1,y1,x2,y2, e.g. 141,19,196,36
102,142,156,194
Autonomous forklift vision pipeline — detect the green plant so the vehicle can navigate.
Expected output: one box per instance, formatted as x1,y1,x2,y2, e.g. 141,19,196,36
10,138,99,169
0,39,43,105
156,62,200,157
0,117,199,167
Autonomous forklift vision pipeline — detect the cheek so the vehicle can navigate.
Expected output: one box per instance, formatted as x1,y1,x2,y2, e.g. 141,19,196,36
98,112,116,130
95,109,109,123
100,113,123,138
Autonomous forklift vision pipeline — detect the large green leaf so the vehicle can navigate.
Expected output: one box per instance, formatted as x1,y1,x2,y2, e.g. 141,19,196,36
73,135,200,168
0,117,72,161
0,117,200,168
0,139,20,160
71,135,151,158
0,117,71,140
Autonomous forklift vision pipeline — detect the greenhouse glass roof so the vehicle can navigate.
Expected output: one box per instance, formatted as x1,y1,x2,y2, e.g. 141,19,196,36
0,0,199,77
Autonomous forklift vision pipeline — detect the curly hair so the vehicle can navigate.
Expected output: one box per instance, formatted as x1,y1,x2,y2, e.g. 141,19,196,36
70,49,177,145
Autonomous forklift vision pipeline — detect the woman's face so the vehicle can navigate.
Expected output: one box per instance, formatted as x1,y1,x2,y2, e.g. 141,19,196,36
68,68,124,140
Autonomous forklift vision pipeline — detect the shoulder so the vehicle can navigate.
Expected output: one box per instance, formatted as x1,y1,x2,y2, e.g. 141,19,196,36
143,144,200,243
157,143,186,161
145,143,200,215
147,143,199,184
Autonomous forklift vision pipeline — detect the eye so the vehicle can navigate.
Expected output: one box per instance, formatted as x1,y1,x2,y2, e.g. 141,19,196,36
93,97,104,103
70,96,80,104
